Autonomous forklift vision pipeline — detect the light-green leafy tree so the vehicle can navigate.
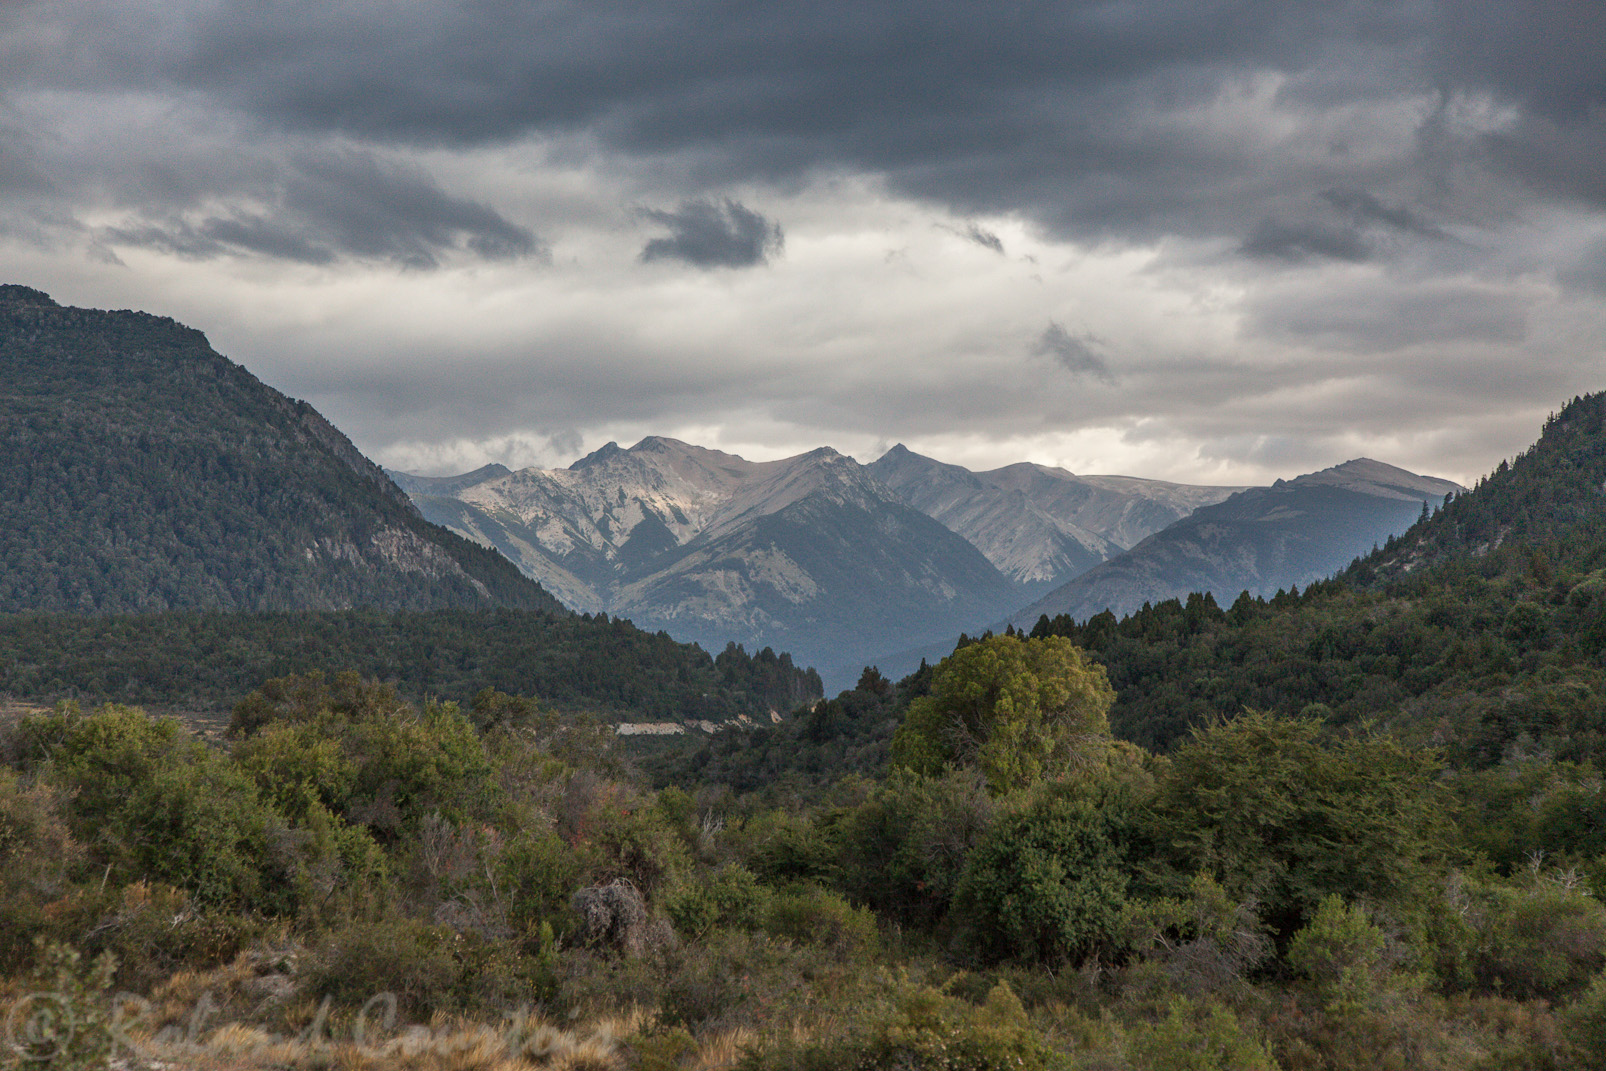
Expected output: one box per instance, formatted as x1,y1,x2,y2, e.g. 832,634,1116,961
890,634,1115,795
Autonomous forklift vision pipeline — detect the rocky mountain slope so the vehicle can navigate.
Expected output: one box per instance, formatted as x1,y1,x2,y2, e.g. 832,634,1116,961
1010,458,1462,627
866,445,1243,595
397,438,1020,680
0,285,561,614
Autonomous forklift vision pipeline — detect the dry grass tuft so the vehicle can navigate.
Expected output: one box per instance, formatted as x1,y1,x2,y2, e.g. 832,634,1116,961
693,1025,757,1070
111,1002,648,1071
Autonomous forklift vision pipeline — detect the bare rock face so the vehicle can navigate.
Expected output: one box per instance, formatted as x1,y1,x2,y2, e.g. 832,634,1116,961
572,881,673,956
867,444,1247,593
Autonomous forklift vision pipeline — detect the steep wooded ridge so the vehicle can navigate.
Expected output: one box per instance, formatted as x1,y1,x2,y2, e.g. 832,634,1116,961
866,443,1244,595
395,437,1019,679
1011,458,1461,628
1024,395,1606,757
0,285,559,614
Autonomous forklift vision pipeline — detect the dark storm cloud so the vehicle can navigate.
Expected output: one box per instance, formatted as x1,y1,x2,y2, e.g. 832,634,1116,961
1321,190,1453,242
1241,187,1459,263
0,1,1438,240
1428,0,1606,122
962,224,1004,254
3,0,1602,252
639,199,781,269
94,149,542,268
1036,322,1115,384
1241,219,1372,263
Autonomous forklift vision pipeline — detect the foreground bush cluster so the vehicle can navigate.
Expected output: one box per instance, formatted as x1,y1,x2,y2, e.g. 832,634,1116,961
5,642,1606,1070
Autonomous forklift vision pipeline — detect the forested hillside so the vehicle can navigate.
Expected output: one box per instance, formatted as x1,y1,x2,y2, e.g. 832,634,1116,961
1024,393,1606,758
0,285,559,614
0,608,821,719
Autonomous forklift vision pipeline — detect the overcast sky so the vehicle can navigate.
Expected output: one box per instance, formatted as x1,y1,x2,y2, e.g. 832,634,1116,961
3,0,1603,487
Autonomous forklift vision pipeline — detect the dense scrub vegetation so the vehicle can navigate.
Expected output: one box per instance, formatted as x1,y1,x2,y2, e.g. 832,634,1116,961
0,609,821,720
6,634,1606,1070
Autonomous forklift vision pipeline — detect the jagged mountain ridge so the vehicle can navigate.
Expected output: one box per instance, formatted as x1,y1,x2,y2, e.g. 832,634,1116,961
1010,458,1463,628
397,438,1021,681
865,444,1244,594
0,285,561,615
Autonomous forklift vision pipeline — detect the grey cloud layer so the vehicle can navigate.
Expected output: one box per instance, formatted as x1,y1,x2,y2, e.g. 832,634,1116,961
1,0,1603,488
5,0,1601,249
94,149,541,268
640,199,782,268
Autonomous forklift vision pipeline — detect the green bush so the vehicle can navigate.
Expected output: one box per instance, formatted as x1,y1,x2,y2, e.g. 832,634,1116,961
232,723,357,822
891,634,1115,795
832,767,996,929
0,769,83,972
664,864,771,939
75,881,265,994
8,942,118,1071
231,673,503,839
1562,971,1606,1067
1154,712,1451,938
1287,896,1390,1013
298,916,460,1016
738,980,1067,1071
1128,997,1279,1071
587,805,692,900
762,885,878,956
1470,876,1606,1000
499,828,586,937
952,792,1128,964
19,704,287,909
729,808,839,886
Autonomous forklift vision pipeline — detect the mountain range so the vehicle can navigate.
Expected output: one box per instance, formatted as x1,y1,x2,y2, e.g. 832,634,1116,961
392,437,1021,676
865,444,1244,596
1,282,1465,693
1009,458,1464,629
398,442,1460,686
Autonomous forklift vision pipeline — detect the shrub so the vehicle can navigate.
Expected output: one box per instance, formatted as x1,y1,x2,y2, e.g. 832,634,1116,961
572,881,671,957
761,885,878,956
232,723,357,822
298,917,460,1016
500,828,586,937
19,704,285,909
1563,971,1606,1067
587,805,692,900
1154,712,1451,939
833,767,996,929
75,881,263,995
1445,872,1606,1001
737,980,1067,1071
1128,997,1278,1071
728,809,839,886
231,673,503,839
7,942,118,1071
1287,896,1390,1013
1124,872,1272,996
952,792,1128,964
0,769,83,971
664,864,771,939
891,634,1115,795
